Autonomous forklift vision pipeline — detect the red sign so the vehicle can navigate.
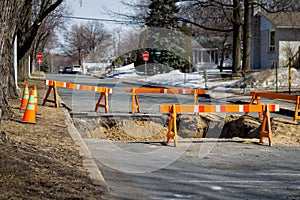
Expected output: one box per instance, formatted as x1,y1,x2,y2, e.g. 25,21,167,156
36,52,43,59
37,59,42,65
143,51,149,61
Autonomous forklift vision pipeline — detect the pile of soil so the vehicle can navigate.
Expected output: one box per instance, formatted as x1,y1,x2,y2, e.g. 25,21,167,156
0,79,103,199
74,113,300,146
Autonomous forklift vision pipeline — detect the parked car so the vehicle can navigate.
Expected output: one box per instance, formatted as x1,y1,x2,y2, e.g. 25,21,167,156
62,66,73,74
72,65,82,74
61,66,82,74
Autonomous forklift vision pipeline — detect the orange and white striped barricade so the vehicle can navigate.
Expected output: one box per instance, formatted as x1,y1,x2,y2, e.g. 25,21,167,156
125,88,206,114
160,104,280,147
42,80,112,113
247,91,300,123
42,80,59,108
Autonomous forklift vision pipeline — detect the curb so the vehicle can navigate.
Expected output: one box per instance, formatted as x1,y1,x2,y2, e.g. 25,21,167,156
64,108,109,193
57,94,109,194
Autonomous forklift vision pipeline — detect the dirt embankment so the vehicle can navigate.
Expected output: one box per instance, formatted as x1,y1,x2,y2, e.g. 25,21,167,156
0,79,103,199
74,113,300,146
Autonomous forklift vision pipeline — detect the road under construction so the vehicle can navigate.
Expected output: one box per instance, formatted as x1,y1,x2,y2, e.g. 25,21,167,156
36,74,300,199
41,74,299,148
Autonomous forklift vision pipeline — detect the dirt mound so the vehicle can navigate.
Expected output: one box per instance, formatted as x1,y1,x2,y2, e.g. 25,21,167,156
221,115,261,138
74,117,168,142
74,113,300,146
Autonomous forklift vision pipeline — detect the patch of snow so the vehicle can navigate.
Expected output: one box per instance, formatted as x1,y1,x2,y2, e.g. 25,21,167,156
225,68,300,92
100,65,300,93
114,63,135,71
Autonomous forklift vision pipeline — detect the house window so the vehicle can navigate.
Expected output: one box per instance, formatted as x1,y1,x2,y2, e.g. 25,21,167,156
269,30,276,52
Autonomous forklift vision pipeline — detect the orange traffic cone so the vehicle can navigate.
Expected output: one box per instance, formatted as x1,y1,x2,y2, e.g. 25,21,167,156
32,86,38,114
20,84,29,109
22,90,36,124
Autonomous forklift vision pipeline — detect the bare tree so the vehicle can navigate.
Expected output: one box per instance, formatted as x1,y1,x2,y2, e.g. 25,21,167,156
180,1,233,71
180,0,298,73
62,21,112,65
108,0,150,26
82,21,112,62
62,24,86,65
107,0,300,73
0,0,83,132
16,0,64,81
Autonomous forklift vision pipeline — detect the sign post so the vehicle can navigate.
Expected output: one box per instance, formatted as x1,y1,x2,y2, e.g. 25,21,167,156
36,52,43,78
143,51,149,76
288,58,292,95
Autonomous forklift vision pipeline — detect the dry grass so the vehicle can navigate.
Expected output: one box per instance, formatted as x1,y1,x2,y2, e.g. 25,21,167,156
0,79,103,199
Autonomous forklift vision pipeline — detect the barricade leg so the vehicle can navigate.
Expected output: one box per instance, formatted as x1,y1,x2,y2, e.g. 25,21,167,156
294,96,300,123
260,105,272,146
257,96,262,118
131,90,141,114
104,89,109,113
247,93,262,118
42,82,59,108
166,104,178,147
194,90,198,105
95,88,109,113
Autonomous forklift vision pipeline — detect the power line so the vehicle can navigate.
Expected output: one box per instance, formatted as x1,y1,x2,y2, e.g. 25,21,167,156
61,15,133,24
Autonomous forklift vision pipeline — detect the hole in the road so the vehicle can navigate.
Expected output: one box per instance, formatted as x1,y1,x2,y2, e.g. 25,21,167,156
72,114,265,142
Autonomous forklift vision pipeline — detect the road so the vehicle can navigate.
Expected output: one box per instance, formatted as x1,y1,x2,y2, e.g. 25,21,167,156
47,74,300,199
87,139,300,200
46,74,215,114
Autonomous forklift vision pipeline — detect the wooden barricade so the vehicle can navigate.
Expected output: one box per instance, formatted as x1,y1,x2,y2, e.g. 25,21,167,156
42,80,112,113
160,104,280,147
42,80,59,108
125,88,206,114
247,91,300,123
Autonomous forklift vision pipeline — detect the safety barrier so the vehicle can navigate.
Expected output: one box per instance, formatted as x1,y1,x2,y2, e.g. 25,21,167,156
42,80,112,113
160,104,280,147
125,88,206,114
247,91,300,123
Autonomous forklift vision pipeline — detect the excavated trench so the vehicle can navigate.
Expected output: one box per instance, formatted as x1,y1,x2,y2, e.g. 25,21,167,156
72,113,263,142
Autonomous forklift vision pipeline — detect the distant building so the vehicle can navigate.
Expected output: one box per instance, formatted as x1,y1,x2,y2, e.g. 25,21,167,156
82,62,108,74
192,40,219,70
251,12,300,69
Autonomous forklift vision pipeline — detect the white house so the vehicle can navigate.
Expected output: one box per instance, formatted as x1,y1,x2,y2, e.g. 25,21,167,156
192,40,219,70
251,12,300,69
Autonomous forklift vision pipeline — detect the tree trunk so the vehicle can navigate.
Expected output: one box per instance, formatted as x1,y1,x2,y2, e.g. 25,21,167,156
0,0,19,140
232,0,242,74
18,52,30,81
242,0,252,72
0,0,19,123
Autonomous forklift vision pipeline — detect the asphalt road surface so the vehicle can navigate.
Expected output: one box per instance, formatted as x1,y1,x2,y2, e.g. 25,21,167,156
46,74,216,114
86,139,300,200
47,74,300,199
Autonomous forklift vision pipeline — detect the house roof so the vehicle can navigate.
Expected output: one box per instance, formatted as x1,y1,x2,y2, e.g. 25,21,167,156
260,12,300,28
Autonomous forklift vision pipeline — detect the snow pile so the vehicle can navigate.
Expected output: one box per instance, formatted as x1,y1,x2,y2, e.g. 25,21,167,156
105,63,138,78
99,63,300,92
227,68,300,90
114,63,135,71
142,70,205,88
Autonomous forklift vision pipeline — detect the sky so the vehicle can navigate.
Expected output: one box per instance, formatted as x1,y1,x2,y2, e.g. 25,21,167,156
66,0,130,27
